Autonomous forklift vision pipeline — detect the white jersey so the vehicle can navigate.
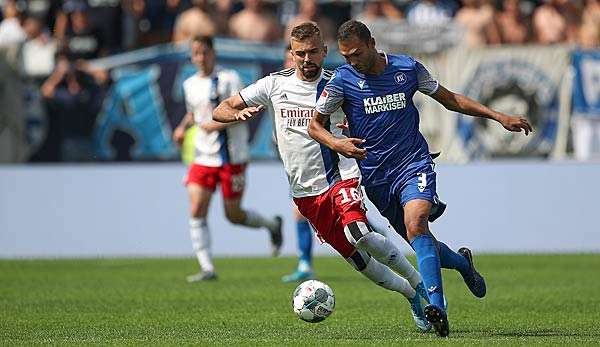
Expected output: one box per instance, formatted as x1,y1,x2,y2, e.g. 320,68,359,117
183,67,249,167
240,68,360,198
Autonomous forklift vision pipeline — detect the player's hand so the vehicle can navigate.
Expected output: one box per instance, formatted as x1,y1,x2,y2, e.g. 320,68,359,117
336,118,349,131
334,138,367,160
235,105,264,121
499,115,533,135
172,126,186,147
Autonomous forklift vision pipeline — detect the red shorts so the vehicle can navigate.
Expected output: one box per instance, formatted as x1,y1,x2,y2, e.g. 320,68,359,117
293,178,367,258
184,163,246,199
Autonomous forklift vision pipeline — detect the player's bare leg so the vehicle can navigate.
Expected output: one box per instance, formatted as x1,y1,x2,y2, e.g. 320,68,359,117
187,184,217,282
223,198,283,256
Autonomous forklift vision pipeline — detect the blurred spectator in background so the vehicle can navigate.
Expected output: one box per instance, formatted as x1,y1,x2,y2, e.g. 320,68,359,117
61,1,105,60
21,12,55,78
319,0,352,29
23,0,64,39
0,48,27,162
285,0,335,43
229,0,281,42
533,0,582,45
454,0,500,47
172,0,216,43
579,0,600,48
40,1,107,161
356,0,403,26
52,0,69,40
40,53,106,160
0,0,26,47
214,0,238,36
406,0,455,27
495,0,530,44
86,0,123,54
121,0,145,49
133,0,186,46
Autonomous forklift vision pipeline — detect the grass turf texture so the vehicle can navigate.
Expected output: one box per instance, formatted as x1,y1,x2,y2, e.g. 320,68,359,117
1,255,599,346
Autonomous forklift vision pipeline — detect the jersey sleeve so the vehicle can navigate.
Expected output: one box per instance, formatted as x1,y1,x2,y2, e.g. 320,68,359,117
239,75,273,107
415,61,439,95
315,71,344,115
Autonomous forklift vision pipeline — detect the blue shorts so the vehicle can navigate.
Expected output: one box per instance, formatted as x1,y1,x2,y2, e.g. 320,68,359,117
363,160,445,241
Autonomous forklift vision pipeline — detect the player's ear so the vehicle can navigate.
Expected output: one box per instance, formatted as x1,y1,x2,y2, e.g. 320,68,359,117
323,44,328,57
369,37,376,49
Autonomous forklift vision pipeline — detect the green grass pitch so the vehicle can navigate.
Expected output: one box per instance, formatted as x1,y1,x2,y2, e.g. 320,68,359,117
1,255,599,346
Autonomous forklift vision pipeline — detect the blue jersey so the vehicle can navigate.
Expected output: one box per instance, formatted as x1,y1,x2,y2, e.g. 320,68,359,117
316,53,439,188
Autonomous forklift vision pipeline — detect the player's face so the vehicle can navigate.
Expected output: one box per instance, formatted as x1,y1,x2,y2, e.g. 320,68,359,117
191,41,215,75
338,36,376,75
290,36,327,81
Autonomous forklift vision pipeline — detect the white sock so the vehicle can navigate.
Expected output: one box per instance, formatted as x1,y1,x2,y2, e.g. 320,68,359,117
190,218,214,273
243,210,277,231
298,259,312,272
356,232,422,288
360,257,416,299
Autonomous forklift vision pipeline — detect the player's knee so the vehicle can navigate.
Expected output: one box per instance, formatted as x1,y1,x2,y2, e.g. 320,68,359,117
190,206,205,218
343,221,372,246
224,208,245,224
404,213,429,235
190,199,209,218
345,249,371,271
225,204,246,224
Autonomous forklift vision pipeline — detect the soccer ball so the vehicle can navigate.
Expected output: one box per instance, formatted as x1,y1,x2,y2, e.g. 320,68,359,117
292,280,335,323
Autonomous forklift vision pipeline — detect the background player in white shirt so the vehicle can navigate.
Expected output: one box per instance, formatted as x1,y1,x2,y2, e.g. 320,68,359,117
213,23,431,331
173,36,283,283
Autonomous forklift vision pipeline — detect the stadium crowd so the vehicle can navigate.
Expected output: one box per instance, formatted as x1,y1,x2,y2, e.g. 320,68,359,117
2,0,599,51
0,0,599,162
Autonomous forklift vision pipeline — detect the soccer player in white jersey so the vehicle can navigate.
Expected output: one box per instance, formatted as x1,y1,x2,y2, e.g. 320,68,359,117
213,23,432,331
172,36,283,283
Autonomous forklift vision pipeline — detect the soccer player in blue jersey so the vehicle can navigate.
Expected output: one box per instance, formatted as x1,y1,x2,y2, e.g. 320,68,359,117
309,20,532,337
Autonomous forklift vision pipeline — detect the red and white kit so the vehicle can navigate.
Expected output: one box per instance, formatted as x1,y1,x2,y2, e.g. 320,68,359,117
239,68,366,255
183,67,250,199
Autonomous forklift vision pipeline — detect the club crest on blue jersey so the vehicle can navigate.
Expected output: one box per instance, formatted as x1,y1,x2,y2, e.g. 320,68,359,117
394,72,407,85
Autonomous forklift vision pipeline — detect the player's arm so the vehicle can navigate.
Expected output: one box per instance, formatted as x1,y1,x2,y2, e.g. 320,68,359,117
430,85,533,135
198,119,234,132
308,112,367,160
172,111,194,147
309,72,367,160
414,60,532,135
213,94,264,123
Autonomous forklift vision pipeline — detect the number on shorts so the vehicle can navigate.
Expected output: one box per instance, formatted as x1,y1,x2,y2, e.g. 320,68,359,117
339,187,361,204
417,173,427,193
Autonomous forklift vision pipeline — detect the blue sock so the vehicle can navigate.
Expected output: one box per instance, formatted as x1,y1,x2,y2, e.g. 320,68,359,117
438,242,470,275
297,220,312,271
411,234,445,309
